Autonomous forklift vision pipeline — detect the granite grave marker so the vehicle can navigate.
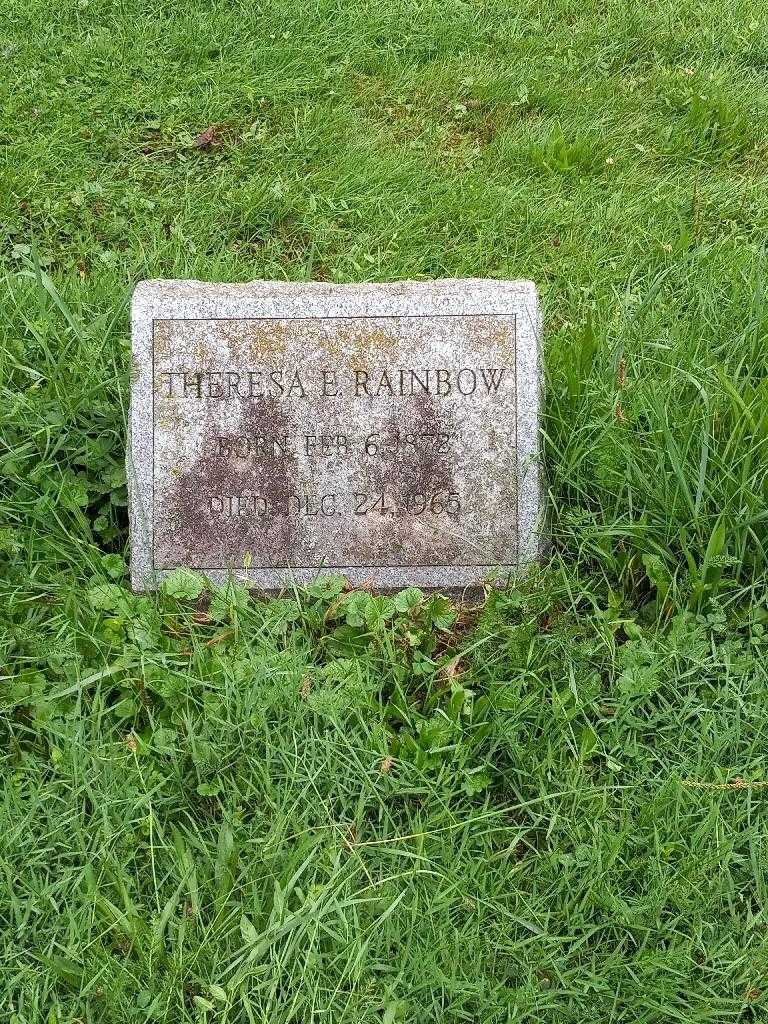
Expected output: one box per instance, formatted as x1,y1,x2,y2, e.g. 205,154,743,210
128,279,542,590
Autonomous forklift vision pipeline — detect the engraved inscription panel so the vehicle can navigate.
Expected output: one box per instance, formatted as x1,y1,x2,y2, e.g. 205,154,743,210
151,315,518,571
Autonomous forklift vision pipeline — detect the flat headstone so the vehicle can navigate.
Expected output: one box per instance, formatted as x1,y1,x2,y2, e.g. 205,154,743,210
128,279,542,591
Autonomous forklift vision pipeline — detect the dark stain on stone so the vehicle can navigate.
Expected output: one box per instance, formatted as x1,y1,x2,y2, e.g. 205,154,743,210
368,395,464,565
156,398,299,569
372,395,454,497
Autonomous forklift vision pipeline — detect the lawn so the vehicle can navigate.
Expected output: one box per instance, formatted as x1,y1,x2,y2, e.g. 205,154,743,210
2,0,768,1021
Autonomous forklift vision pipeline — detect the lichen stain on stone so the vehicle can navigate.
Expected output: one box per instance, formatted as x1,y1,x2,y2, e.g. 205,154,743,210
213,320,292,360
470,319,516,354
156,319,295,371
153,320,174,361
154,386,190,433
319,322,399,361
155,397,299,569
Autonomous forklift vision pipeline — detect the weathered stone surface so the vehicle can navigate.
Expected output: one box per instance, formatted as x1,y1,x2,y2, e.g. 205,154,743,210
128,279,543,591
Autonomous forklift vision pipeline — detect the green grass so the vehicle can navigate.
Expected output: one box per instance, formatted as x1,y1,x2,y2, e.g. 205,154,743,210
2,0,768,1021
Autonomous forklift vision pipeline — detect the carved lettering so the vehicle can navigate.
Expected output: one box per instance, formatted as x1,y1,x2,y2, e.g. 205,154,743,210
159,366,508,399
215,435,291,459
